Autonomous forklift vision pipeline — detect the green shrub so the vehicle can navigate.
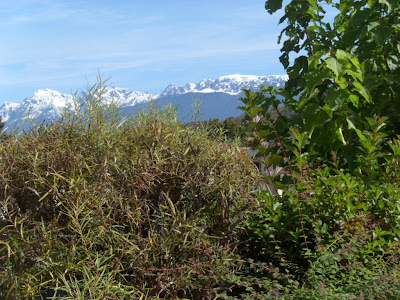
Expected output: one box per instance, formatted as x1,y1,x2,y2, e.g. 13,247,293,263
233,0,400,298
233,114,400,299
0,80,260,299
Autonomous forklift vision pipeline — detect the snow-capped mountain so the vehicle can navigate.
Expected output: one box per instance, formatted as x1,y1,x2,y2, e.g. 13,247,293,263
0,74,287,131
100,87,152,106
1,89,74,129
157,74,287,97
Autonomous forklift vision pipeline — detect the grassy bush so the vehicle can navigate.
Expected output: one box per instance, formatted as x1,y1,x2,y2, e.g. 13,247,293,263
0,81,260,299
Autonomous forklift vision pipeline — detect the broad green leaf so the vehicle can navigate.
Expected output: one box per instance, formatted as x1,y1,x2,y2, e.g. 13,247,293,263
347,117,357,130
308,52,324,69
351,8,371,26
387,55,399,71
335,49,349,61
370,25,392,44
348,55,362,73
304,68,331,96
339,1,353,13
337,77,348,89
327,89,351,111
364,73,382,89
322,105,333,118
325,57,339,77
367,21,379,32
346,69,363,82
304,103,330,132
353,81,371,102
250,106,263,116
265,0,283,14
258,130,270,139
355,128,367,142
349,94,359,108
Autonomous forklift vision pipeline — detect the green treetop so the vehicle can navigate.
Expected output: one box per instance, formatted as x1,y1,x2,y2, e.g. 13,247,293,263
241,0,400,169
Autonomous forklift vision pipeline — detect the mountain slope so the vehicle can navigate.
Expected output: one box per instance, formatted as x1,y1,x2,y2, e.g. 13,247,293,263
1,89,74,130
0,74,287,131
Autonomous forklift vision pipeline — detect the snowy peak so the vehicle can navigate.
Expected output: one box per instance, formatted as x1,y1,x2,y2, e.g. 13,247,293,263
159,84,187,97
29,88,68,101
100,87,153,105
158,74,287,96
0,74,288,130
24,88,73,111
159,82,197,97
216,74,288,87
1,89,74,123
195,74,288,94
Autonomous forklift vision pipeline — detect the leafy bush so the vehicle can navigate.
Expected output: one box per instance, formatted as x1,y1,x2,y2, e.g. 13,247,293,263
191,117,249,142
0,80,260,299
2,0,400,297
236,117,400,298
234,0,400,298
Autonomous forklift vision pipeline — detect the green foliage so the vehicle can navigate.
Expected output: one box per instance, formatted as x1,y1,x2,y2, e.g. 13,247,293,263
256,0,400,167
0,79,260,299
194,117,250,142
238,118,400,297
2,0,400,297
237,0,400,298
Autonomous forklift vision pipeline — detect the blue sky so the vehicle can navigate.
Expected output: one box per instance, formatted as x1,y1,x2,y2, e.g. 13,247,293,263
0,0,286,104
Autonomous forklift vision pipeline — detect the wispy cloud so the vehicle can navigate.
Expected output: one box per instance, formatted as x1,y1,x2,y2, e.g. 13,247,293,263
0,1,285,102
1,0,164,27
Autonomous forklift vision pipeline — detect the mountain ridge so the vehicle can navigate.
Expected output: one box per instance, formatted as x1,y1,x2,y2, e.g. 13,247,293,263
0,74,287,131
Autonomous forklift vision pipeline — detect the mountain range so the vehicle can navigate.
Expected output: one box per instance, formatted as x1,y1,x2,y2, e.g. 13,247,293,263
0,74,288,131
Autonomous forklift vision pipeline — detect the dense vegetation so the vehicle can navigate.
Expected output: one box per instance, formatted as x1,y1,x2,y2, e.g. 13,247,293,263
192,117,249,142
0,82,260,299
198,107,296,143
238,0,400,298
1,0,400,299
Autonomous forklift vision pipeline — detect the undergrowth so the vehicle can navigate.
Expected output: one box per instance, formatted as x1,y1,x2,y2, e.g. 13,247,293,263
232,0,400,298
2,0,400,295
0,80,260,299
1,79,400,299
